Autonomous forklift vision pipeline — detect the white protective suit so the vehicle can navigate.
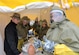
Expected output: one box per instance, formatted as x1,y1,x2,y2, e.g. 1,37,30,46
46,6,79,53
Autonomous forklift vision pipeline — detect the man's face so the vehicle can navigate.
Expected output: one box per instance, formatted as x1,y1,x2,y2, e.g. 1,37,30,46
12,18,20,24
42,22,46,28
23,20,29,26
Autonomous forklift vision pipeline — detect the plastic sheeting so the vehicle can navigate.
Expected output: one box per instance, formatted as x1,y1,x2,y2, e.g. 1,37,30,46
0,2,54,12
0,0,79,12
54,44,79,55
0,0,59,8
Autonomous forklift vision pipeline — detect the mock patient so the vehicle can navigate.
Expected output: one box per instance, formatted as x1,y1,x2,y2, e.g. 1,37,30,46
21,29,55,55
21,29,44,55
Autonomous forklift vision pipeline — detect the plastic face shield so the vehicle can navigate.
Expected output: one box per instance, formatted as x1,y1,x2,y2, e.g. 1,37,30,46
50,12,64,22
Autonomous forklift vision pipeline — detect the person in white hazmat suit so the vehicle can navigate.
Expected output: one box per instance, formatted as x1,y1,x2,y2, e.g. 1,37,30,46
46,5,79,54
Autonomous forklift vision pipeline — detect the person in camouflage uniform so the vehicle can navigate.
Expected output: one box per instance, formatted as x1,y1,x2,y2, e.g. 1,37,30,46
16,16,31,52
38,19,49,41
33,17,40,35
